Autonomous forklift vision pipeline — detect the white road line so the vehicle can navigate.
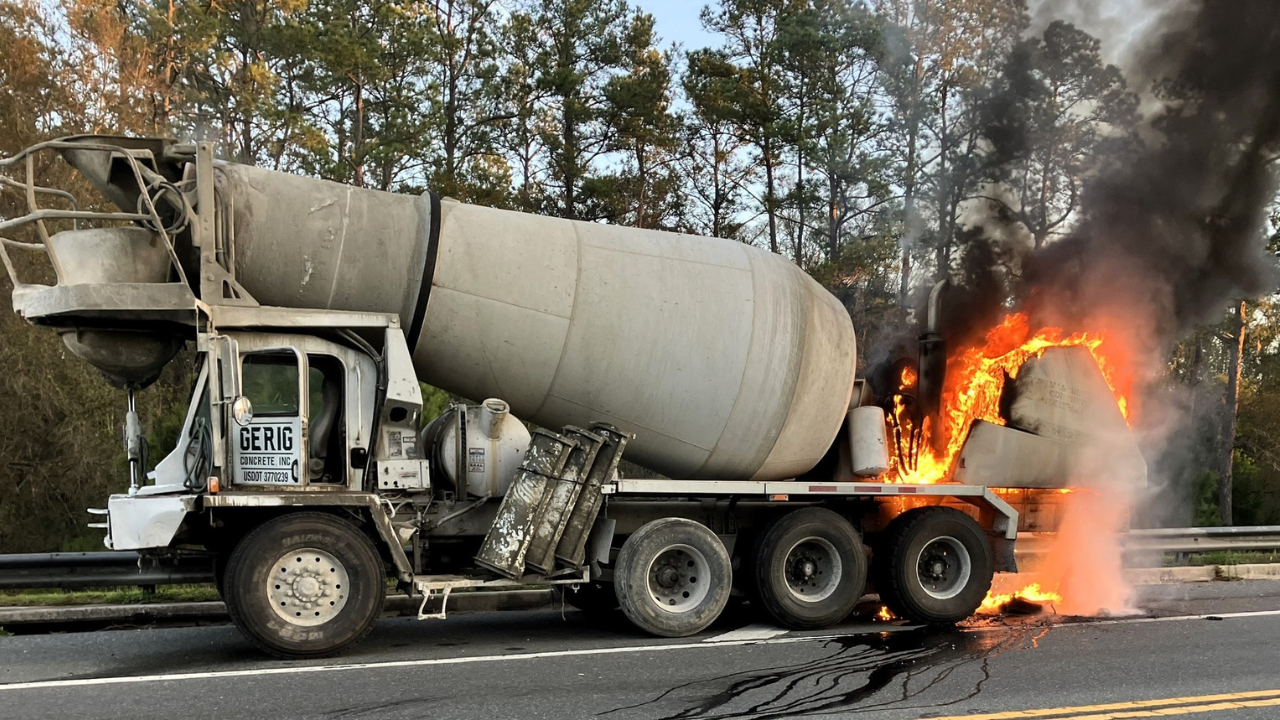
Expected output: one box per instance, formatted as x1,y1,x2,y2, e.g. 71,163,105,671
702,623,790,643
1079,608,1280,626
959,608,1280,634
0,636,800,692
3,609,1278,693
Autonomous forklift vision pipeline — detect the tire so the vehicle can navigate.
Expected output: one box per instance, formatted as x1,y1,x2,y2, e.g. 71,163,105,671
874,507,994,626
556,581,619,614
224,512,386,659
614,518,732,637
754,507,867,629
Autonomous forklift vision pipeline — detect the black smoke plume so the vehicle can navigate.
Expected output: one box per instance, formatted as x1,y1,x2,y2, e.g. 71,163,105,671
1020,1,1280,359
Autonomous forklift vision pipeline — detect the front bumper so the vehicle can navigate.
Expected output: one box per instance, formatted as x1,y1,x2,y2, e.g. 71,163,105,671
106,493,198,550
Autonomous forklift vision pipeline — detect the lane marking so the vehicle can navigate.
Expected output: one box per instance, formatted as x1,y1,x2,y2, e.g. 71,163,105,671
702,624,790,643
960,609,1280,635
1074,608,1280,626
928,690,1280,719
0,635,822,692
1081,698,1280,718
1,608,1278,693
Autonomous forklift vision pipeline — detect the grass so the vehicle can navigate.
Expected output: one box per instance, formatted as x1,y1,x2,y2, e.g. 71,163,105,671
0,627,10,637
1167,551,1280,567
0,584,219,608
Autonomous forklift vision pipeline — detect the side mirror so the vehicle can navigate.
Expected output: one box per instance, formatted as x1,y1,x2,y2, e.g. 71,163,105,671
213,334,241,401
232,396,254,426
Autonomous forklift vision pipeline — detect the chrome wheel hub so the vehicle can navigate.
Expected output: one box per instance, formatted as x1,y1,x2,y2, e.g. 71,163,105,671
647,544,710,613
268,548,350,626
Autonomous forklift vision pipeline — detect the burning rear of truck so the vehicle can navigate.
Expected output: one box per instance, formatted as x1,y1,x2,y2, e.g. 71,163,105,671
876,306,1144,619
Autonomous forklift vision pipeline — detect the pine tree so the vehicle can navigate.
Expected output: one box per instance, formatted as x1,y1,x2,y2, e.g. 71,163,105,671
692,0,791,254
874,0,1027,293
978,20,1138,248
525,0,631,221
602,12,679,228
425,0,513,202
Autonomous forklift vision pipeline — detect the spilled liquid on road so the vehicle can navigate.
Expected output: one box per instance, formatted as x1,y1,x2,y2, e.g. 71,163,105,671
599,625,1051,720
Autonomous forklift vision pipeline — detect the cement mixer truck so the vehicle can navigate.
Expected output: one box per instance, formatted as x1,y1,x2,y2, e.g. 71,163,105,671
0,136,1141,658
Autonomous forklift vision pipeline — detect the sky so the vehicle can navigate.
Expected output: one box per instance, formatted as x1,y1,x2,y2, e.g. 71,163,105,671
630,0,1168,70
630,0,716,52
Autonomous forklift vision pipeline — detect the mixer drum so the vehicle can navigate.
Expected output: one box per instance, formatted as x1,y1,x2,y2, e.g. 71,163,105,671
225,165,856,481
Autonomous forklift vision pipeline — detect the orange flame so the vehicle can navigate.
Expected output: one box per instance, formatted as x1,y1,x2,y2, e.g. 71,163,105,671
899,365,918,389
887,312,1132,484
875,606,895,622
977,582,1062,615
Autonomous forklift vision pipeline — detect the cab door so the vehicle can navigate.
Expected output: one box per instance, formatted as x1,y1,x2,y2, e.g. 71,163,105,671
231,343,308,488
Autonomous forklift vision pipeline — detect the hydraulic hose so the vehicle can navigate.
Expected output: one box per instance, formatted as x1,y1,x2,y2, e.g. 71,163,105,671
184,416,213,491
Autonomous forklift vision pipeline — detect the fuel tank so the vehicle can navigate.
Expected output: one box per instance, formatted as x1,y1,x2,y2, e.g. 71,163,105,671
223,165,856,481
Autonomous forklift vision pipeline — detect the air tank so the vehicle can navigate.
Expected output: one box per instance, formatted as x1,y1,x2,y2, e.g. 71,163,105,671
422,398,532,498
223,164,857,481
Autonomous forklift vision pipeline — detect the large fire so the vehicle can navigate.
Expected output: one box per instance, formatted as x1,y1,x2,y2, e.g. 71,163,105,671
887,312,1132,485
884,312,1137,618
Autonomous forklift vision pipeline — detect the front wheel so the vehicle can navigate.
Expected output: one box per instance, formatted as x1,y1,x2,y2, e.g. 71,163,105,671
874,507,994,625
614,518,732,637
224,512,386,659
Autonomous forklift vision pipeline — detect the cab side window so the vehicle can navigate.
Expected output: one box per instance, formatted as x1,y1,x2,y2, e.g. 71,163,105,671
242,353,300,416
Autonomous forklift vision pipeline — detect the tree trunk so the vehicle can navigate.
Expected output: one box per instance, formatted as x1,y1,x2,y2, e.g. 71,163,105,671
158,0,174,133
898,54,923,303
764,145,778,254
933,82,950,283
828,175,839,261
563,111,577,219
353,83,365,188
1219,300,1246,526
794,93,805,267
635,144,647,228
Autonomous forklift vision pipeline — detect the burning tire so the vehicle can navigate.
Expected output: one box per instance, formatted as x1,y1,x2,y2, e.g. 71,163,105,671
224,512,385,659
754,508,867,629
875,507,993,625
614,518,731,637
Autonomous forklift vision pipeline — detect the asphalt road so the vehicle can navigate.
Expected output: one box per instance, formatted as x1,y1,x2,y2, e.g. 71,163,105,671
3,580,1280,720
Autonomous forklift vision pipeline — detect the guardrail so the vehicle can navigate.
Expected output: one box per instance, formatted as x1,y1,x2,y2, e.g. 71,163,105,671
0,552,213,590
1014,526,1280,557
1,526,1278,591
1124,526,1280,553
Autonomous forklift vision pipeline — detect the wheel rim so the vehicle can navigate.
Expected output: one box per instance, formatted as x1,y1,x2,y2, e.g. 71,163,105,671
267,547,350,627
781,536,842,603
915,535,971,600
646,544,710,613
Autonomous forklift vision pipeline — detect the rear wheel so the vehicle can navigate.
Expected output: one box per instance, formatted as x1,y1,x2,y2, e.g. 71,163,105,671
614,518,731,637
224,512,385,659
875,507,993,625
754,508,867,629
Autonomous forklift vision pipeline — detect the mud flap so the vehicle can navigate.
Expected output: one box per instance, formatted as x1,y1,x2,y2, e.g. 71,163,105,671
991,534,1018,574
